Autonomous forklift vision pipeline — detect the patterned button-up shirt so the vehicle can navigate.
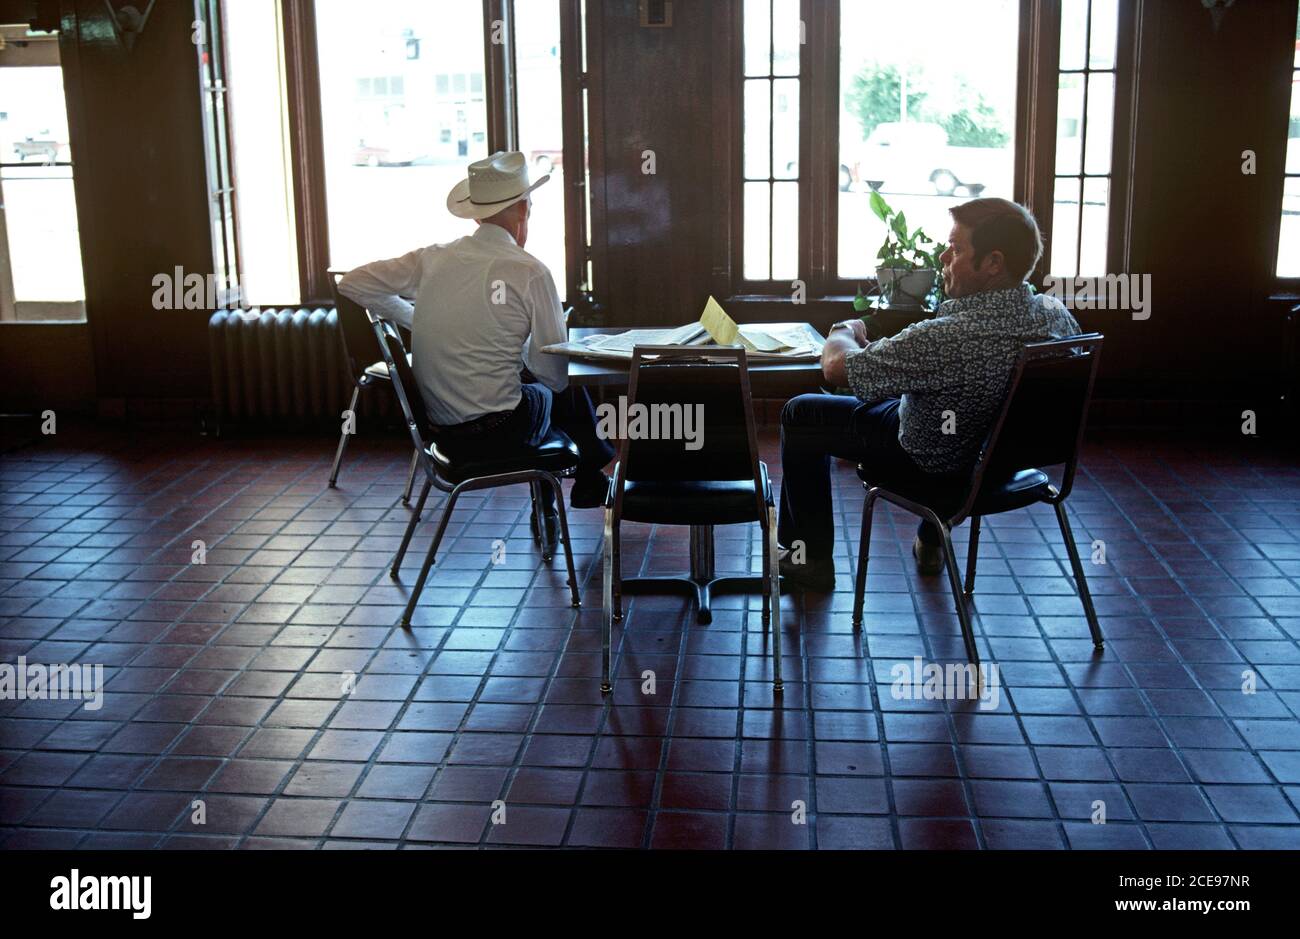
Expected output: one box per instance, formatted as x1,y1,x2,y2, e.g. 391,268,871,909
844,284,1081,474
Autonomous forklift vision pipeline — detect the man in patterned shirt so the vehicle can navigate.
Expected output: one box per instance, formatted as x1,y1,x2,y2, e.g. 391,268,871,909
778,198,1081,591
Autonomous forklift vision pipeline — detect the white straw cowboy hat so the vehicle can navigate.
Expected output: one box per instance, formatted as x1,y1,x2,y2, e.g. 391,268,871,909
446,150,550,220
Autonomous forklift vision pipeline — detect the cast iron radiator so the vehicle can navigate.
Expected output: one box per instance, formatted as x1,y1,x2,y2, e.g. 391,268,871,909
207,308,388,431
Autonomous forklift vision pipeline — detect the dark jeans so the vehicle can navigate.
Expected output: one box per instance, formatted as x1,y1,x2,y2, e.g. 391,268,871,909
441,381,614,511
777,394,967,561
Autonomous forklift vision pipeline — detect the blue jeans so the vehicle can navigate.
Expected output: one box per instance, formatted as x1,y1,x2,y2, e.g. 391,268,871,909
441,382,614,511
777,395,967,561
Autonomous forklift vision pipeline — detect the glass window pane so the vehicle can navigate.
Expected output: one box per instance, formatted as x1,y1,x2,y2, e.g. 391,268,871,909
744,0,771,77
1080,176,1109,276
837,0,1019,279
772,77,799,179
1049,176,1081,279
771,182,798,281
744,182,772,281
1055,73,1084,176
1,166,85,305
1089,0,1119,71
1059,0,1088,71
514,0,566,300
1084,72,1115,176
771,0,801,77
1279,177,1300,277
744,79,772,180
0,64,85,317
226,0,299,304
1287,70,1299,176
316,0,488,270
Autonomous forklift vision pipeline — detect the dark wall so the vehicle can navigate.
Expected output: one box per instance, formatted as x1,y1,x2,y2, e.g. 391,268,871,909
62,0,214,402
586,0,727,331
584,0,1300,410
1092,0,1298,403
1,0,1297,417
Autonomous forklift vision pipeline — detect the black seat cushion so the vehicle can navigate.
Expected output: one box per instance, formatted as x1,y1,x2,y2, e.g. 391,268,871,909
430,430,579,486
855,464,1051,520
856,464,969,518
970,469,1052,516
620,468,772,526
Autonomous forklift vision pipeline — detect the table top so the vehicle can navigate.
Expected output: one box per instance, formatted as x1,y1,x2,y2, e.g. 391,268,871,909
564,326,829,393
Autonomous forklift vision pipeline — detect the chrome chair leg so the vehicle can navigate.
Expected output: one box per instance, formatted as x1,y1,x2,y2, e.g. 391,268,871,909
401,448,419,505
761,512,771,627
546,473,581,608
852,489,879,629
399,485,463,628
931,511,979,665
1054,501,1104,650
767,504,783,694
425,485,464,570
529,480,555,561
964,516,981,599
328,385,361,488
612,520,623,623
601,506,615,694
391,476,432,578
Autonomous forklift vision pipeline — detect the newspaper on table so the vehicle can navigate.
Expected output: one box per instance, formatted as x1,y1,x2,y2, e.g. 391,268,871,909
543,297,823,361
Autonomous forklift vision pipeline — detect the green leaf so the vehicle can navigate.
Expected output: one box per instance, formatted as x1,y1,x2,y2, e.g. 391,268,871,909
868,190,890,223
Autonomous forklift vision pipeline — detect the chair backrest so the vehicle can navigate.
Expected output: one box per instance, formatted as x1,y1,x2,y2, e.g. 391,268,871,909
329,271,386,384
962,333,1103,515
613,345,766,516
369,316,431,458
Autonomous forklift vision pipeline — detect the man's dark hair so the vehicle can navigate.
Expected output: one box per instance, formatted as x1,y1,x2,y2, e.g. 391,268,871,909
948,198,1044,282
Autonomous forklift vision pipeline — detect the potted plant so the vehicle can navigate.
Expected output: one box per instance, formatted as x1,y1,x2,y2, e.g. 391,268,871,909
863,191,946,312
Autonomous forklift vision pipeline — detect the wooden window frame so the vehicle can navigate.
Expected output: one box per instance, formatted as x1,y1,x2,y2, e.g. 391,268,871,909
230,0,587,306
195,0,241,308
1273,4,1300,294
733,0,805,292
727,0,1141,302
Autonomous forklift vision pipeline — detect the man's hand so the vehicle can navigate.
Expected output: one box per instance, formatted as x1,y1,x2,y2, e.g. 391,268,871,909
821,320,868,388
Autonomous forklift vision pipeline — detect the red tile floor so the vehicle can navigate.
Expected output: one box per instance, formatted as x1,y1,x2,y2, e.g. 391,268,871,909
1,422,1298,849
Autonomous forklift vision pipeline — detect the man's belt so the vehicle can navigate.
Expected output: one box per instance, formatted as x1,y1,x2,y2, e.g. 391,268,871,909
429,409,513,438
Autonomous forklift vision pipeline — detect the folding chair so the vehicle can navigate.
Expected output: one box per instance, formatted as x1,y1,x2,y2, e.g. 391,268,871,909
602,346,782,694
851,334,1106,665
326,272,419,504
370,316,582,627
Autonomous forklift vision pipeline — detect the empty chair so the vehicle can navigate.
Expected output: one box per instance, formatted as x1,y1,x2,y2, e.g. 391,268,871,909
601,346,782,694
370,316,582,628
326,272,420,504
851,334,1106,665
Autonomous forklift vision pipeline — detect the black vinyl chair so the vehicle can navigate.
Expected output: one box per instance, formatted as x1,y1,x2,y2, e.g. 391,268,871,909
851,334,1106,666
326,272,419,504
370,316,582,628
602,346,782,694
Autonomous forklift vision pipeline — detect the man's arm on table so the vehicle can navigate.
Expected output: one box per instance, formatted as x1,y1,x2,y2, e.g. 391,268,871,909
338,248,425,332
521,268,570,393
841,321,950,402
820,319,869,388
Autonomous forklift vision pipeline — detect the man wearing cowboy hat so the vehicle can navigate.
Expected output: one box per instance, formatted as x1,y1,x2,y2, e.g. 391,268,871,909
339,151,614,516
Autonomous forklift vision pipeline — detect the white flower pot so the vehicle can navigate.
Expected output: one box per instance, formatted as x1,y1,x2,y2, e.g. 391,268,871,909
876,268,937,310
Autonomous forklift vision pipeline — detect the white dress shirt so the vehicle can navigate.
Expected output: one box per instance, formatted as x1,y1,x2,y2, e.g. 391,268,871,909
338,224,569,426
